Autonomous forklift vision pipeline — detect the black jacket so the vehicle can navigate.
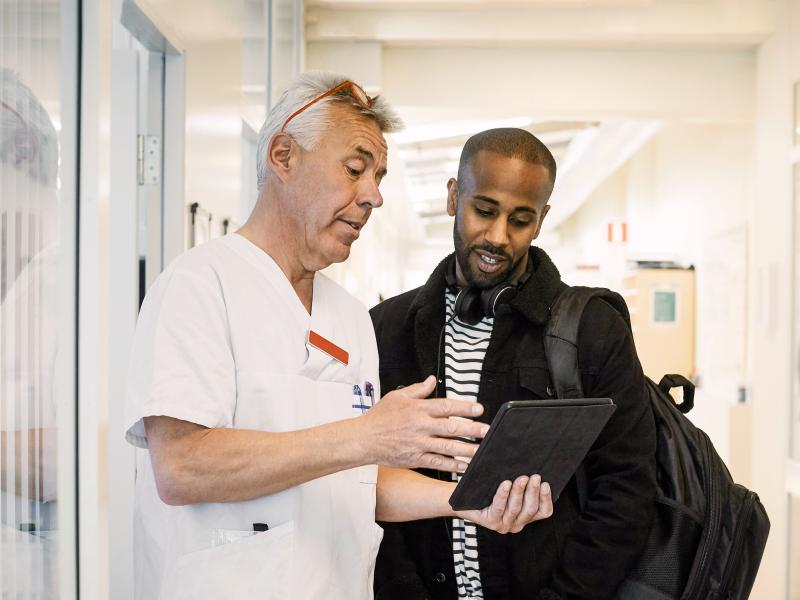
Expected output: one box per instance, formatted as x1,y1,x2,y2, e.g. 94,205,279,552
370,247,657,600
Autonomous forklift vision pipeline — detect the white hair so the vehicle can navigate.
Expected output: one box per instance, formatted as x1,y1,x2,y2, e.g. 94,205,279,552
0,68,58,187
256,71,402,191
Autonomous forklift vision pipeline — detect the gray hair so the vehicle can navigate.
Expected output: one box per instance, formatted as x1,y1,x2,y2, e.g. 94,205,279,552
256,71,402,190
0,68,58,187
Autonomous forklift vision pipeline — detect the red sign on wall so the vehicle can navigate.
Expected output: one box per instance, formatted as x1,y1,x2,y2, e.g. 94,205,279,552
607,221,628,243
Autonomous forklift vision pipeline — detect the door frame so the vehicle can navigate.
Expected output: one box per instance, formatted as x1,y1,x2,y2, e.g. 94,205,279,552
102,2,184,598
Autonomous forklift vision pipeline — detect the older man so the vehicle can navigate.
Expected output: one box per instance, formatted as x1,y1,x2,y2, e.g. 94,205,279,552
124,73,553,600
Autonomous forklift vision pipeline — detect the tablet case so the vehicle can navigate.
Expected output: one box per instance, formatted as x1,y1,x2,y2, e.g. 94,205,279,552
449,399,616,511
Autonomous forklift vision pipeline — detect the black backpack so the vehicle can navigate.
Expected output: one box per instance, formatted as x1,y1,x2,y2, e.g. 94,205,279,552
543,286,770,600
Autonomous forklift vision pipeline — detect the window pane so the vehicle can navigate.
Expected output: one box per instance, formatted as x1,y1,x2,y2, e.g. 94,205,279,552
1,0,77,596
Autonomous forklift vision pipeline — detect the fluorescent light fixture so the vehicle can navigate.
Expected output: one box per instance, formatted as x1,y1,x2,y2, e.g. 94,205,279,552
390,117,533,145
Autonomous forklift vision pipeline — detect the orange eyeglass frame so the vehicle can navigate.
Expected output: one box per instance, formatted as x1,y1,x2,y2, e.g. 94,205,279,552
280,80,372,132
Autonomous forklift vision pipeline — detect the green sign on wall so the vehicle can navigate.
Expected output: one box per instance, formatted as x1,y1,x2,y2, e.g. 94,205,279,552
653,290,677,323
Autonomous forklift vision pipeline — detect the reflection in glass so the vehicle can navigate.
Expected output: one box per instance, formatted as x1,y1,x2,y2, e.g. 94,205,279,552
1,4,67,595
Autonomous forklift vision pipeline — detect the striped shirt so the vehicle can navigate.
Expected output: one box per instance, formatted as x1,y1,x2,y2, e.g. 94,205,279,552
445,289,494,600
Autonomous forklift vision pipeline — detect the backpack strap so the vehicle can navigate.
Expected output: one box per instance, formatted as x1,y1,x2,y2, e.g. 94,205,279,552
544,286,629,397
544,286,629,510
658,373,696,414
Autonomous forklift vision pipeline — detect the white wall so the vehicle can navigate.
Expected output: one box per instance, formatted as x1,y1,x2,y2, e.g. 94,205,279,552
556,122,751,277
184,40,245,232
749,0,799,595
550,166,628,288
554,122,753,476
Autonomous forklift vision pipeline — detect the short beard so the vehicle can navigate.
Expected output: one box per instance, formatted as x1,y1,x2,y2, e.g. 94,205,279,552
453,224,520,289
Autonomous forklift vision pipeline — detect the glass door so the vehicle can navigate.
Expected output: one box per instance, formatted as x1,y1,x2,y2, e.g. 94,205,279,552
108,4,184,595
0,0,80,597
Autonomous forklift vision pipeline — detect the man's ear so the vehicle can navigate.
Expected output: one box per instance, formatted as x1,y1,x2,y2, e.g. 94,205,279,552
267,132,295,183
532,203,551,239
446,178,458,217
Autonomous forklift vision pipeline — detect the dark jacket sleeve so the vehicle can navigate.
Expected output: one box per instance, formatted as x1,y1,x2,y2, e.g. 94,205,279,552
547,299,657,600
370,302,432,600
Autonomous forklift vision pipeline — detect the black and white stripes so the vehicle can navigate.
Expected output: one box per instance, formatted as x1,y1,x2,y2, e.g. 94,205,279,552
445,289,493,600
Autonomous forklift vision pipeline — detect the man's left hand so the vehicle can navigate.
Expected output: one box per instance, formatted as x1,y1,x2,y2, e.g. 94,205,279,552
457,474,552,534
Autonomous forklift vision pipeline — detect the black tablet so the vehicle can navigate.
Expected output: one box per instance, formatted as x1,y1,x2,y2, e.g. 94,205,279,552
448,398,616,511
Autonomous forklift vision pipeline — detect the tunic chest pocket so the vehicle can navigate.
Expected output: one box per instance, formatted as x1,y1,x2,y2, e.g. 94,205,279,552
517,366,554,400
234,372,341,432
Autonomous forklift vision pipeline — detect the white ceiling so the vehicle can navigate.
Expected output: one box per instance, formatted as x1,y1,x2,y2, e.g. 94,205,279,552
142,0,265,43
305,0,776,49
137,0,774,247
142,0,777,48
303,0,770,240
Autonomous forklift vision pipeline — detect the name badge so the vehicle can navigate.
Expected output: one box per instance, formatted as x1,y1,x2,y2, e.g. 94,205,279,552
307,330,349,366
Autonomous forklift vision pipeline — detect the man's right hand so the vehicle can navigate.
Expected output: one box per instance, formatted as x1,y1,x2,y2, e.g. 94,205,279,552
359,375,490,472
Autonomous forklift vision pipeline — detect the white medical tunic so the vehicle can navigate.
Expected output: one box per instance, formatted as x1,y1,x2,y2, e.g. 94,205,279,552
124,234,382,600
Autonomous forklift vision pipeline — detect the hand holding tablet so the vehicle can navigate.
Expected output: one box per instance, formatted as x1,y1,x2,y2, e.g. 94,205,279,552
449,398,616,511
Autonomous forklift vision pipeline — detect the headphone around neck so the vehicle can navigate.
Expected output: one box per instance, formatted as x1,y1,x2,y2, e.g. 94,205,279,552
445,257,532,325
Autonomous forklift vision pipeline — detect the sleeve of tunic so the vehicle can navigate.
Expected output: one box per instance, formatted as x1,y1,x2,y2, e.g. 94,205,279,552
124,259,236,449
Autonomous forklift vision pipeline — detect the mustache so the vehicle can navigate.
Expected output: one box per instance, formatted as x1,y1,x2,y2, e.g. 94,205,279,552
471,243,510,261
